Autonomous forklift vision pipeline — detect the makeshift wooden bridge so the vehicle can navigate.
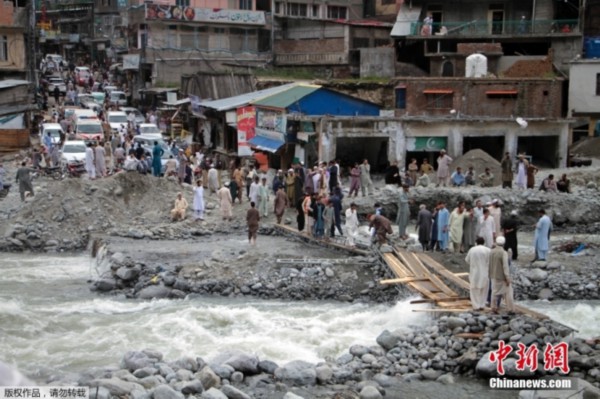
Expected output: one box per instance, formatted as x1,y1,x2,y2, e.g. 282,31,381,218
273,224,371,256
379,246,549,319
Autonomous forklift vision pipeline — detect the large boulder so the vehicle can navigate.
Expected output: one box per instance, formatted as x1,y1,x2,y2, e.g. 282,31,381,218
152,384,184,399
138,285,171,300
220,385,251,399
224,353,259,375
200,388,228,399
376,330,401,351
274,360,317,386
122,351,157,372
90,378,144,396
196,366,220,390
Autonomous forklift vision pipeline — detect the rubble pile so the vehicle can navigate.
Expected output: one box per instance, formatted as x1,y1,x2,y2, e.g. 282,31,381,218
570,136,600,158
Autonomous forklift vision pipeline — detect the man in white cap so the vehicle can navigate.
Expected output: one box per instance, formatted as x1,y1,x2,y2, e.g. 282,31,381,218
465,237,490,310
436,149,453,187
208,163,219,194
489,236,514,313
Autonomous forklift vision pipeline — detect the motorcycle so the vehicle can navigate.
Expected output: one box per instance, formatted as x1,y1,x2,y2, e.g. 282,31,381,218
0,183,11,200
32,166,63,181
63,160,86,178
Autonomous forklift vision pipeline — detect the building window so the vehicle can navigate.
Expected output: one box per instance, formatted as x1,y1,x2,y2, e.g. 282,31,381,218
424,90,453,109
486,90,518,98
275,1,283,14
287,2,308,16
395,87,406,109
352,38,370,48
0,36,7,61
597,73,600,96
311,4,319,17
327,6,347,19
382,0,395,4
239,0,252,10
167,25,177,48
176,0,190,6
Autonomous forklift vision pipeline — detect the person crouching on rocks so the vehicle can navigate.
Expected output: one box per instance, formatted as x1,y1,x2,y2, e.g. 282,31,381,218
369,214,393,248
171,192,188,222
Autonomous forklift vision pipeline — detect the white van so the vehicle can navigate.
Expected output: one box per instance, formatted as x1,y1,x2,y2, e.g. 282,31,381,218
41,123,64,145
75,120,104,141
71,109,98,125
107,111,128,133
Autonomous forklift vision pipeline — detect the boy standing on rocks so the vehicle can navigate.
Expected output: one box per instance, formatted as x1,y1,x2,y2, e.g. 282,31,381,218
246,201,260,245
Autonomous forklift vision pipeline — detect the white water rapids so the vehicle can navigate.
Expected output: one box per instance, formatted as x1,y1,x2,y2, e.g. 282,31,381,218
1,254,598,383
0,254,429,379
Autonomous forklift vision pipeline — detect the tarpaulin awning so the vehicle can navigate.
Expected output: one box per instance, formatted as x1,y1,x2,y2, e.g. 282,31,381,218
248,135,285,153
391,6,422,37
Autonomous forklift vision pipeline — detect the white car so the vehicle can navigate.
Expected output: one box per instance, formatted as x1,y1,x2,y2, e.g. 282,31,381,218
107,111,128,133
109,91,127,106
47,76,66,95
75,120,104,142
41,123,64,145
60,140,87,163
121,107,145,125
138,123,162,138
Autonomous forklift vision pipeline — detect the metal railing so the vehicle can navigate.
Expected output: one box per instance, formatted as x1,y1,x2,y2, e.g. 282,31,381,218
410,19,580,37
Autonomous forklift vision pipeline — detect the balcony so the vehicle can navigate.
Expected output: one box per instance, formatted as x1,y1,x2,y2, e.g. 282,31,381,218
275,52,348,66
408,19,580,38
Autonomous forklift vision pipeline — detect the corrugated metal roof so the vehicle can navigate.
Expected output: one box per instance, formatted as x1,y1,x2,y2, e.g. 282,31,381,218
251,85,320,109
0,80,31,90
198,83,299,111
391,6,422,37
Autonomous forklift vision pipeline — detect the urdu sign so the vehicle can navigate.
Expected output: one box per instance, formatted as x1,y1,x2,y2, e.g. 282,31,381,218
145,5,266,25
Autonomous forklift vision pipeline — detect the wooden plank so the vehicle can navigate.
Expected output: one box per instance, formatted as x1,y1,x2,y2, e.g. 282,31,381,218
409,252,459,298
454,272,469,277
397,249,459,298
410,296,470,304
418,253,550,320
412,308,473,313
380,277,431,285
454,332,483,339
273,224,370,255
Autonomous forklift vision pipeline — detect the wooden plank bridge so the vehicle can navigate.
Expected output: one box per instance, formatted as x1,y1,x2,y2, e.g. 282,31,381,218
272,225,550,320
380,246,549,319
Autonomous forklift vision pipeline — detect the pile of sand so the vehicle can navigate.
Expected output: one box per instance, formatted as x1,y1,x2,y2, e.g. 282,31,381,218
449,149,502,186
569,137,600,158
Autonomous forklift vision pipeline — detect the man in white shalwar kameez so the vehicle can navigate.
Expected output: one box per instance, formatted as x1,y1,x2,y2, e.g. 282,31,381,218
465,237,490,310
85,143,96,180
344,203,359,247
208,165,220,194
249,176,260,205
479,208,496,248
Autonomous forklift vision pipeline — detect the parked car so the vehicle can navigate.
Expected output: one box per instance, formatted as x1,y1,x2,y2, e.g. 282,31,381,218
40,123,64,145
103,85,118,96
47,76,66,95
138,123,162,138
133,135,175,174
77,94,102,113
90,91,106,105
75,66,91,86
109,91,127,106
121,107,145,125
60,140,87,163
107,111,128,134
75,120,104,142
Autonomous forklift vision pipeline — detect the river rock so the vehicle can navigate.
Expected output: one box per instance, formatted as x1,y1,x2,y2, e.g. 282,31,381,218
209,364,233,380
376,330,401,351
350,345,370,357
359,386,382,399
94,279,116,292
526,268,548,282
196,366,220,390
173,356,198,372
90,378,144,396
421,369,443,380
200,388,228,399
181,380,204,394
133,367,157,379
436,373,455,385
220,385,251,399
315,364,333,383
139,376,164,389
258,360,279,374
504,358,535,377
274,360,317,386
116,265,140,281
153,384,184,399
283,393,305,399
122,351,157,372
538,288,554,300
230,371,244,383
138,285,171,300
475,352,498,377
224,353,259,375
446,317,467,329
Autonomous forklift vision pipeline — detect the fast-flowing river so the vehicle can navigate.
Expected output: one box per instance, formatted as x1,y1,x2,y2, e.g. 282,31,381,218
1,253,598,383
0,254,428,380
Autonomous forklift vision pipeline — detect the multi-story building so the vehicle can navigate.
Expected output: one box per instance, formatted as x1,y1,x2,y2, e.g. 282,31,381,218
0,0,27,80
126,0,272,87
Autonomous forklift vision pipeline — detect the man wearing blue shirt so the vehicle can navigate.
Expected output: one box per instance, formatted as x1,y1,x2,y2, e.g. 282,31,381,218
451,167,466,187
